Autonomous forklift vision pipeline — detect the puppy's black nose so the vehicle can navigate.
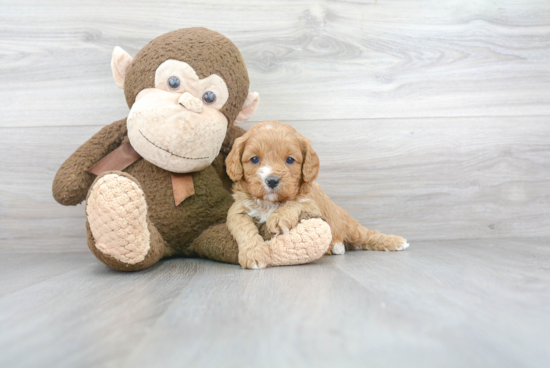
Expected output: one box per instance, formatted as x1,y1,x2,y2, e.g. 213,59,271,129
266,176,280,189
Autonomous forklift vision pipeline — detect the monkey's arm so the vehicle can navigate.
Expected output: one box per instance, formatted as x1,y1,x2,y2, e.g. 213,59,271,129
213,124,247,192
52,118,128,206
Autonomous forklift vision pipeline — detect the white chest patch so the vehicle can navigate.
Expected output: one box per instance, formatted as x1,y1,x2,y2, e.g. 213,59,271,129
245,199,280,224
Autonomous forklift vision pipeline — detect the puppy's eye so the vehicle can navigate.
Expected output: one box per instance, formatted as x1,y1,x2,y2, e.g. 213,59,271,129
168,76,180,90
250,156,260,164
286,157,295,164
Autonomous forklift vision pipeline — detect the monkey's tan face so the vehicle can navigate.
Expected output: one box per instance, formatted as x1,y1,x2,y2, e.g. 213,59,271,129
127,60,230,173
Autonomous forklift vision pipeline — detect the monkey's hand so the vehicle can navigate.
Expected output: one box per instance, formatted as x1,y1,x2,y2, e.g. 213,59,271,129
52,119,128,206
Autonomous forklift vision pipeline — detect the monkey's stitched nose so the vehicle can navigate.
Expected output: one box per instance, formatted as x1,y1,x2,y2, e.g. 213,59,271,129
178,92,203,113
266,176,280,189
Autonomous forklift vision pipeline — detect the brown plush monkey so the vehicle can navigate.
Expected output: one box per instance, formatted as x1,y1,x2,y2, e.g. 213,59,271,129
52,28,331,271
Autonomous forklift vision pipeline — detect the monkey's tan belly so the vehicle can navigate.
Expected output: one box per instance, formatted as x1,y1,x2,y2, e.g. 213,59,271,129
124,159,234,253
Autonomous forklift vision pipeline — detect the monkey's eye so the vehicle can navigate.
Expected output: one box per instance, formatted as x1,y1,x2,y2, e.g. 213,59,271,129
168,76,180,90
250,156,260,164
202,91,216,104
286,157,295,164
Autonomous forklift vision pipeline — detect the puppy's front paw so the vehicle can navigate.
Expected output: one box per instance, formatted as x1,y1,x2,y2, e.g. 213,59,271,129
238,242,271,269
298,211,323,222
266,212,300,235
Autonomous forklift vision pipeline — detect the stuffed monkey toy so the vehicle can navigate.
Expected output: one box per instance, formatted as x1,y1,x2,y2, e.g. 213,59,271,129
52,28,331,271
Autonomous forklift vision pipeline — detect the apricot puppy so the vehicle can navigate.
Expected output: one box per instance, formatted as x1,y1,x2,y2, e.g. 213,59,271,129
226,121,409,269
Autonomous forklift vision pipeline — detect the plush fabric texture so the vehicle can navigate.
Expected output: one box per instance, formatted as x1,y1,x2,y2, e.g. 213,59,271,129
122,154,233,254
111,46,133,89
189,223,240,264
124,27,249,126
171,173,195,206
126,86,229,173
86,218,167,272
268,218,331,266
52,118,241,206
86,173,151,265
88,142,141,175
53,119,128,206
55,120,239,271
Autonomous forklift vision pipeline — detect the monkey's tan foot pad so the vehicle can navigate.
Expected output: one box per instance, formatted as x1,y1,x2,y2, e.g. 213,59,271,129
86,173,150,265
268,218,332,266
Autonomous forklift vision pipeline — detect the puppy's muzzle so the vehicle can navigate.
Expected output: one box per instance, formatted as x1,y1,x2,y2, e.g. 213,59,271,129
266,176,280,189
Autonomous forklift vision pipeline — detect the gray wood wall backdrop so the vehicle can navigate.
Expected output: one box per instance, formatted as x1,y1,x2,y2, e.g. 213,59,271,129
1,0,549,252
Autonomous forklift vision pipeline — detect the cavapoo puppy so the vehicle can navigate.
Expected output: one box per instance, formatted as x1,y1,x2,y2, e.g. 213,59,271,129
226,121,409,269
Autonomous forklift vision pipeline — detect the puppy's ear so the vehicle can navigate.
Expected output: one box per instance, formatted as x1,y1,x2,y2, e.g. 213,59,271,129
226,132,250,182
302,138,320,182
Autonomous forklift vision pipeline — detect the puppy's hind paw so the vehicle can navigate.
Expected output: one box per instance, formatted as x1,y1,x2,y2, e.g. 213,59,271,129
371,235,409,252
396,240,410,251
331,243,346,255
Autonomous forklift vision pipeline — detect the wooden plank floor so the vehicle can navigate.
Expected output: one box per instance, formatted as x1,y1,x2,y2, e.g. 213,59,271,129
1,238,549,368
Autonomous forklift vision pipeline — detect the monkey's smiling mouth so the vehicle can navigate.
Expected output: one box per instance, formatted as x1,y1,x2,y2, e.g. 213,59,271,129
139,130,208,160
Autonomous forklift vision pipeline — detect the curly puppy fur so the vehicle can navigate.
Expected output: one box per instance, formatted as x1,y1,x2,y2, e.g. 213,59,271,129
226,121,409,267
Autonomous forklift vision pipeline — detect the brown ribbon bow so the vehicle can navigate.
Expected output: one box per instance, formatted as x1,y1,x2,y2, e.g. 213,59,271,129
88,142,194,206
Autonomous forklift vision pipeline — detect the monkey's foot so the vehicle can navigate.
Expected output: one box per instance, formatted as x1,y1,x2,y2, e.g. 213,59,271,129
268,218,332,267
86,172,151,266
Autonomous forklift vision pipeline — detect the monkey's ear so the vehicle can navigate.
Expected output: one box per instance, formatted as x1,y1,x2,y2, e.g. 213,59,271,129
302,138,320,183
111,46,134,89
234,92,260,124
226,133,250,181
